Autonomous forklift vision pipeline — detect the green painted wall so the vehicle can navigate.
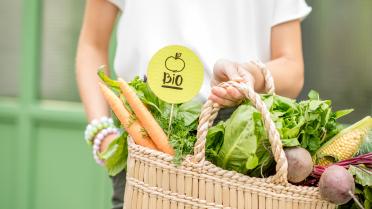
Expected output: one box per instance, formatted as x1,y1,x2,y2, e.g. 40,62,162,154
0,0,113,209
300,0,372,122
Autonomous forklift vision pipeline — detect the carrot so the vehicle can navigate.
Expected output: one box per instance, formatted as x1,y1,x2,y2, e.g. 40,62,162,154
98,83,157,149
118,78,175,155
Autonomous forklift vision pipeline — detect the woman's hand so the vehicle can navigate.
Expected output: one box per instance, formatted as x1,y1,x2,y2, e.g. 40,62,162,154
210,20,306,105
99,133,119,153
209,59,258,107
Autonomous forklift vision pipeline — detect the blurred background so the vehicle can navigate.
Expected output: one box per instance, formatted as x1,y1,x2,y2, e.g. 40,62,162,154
0,0,371,209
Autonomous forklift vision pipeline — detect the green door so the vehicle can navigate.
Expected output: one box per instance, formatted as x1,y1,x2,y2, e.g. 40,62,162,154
0,0,113,208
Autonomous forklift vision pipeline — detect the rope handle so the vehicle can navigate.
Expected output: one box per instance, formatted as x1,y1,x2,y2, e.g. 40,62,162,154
193,64,288,184
250,59,275,94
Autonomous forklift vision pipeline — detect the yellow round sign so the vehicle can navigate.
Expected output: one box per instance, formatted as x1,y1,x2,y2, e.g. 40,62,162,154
147,45,204,104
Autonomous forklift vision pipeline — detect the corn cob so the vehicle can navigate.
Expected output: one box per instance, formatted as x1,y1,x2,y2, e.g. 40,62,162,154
314,116,372,166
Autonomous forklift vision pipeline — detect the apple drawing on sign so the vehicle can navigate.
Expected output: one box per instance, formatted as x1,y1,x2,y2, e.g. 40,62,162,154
165,53,185,73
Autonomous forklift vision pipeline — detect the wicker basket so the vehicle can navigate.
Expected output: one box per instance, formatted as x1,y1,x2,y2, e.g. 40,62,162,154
123,80,335,209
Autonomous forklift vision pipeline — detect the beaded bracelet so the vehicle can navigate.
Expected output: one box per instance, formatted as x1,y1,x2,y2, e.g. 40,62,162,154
92,127,120,166
84,116,115,144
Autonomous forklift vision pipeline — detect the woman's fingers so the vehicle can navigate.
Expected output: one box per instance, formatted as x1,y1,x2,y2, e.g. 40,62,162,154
237,64,255,87
225,65,245,82
226,86,244,100
210,59,256,107
212,59,241,82
210,86,243,107
212,86,230,100
209,94,237,107
212,84,245,101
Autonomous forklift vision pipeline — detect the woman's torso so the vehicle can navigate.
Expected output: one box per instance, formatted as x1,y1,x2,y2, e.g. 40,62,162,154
111,0,311,100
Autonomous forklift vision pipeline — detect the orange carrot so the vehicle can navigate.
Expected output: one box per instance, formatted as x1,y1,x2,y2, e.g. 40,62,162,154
98,83,157,149
118,78,175,155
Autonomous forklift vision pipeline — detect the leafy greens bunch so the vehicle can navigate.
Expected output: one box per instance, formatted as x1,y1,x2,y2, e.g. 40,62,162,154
129,77,202,163
205,90,352,177
100,75,202,175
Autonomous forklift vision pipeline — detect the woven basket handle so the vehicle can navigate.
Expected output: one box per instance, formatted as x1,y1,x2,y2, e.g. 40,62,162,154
193,77,288,184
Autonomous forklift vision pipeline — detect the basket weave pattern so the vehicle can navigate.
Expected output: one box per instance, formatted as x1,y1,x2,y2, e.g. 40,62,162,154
123,81,335,209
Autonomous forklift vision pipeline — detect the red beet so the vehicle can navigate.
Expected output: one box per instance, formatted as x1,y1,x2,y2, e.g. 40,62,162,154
285,147,313,183
319,165,355,205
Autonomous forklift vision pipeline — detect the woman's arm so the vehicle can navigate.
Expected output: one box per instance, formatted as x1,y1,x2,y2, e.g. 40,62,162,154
76,0,119,150
263,19,305,98
210,20,305,105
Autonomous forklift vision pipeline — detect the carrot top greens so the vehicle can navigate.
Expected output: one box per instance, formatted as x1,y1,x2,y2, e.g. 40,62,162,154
99,72,202,175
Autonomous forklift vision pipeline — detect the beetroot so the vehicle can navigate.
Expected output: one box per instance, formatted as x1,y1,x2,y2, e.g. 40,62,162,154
319,165,355,205
285,147,313,183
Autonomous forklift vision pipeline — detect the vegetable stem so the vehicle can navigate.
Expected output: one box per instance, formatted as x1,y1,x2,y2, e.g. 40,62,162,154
349,190,365,209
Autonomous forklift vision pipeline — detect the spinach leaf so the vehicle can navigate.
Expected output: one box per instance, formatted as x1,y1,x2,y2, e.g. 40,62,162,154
205,122,225,163
206,91,351,177
216,105,260,173
99,132,128,176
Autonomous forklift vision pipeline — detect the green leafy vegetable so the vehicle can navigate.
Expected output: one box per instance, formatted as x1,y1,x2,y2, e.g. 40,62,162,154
357,131,372,155
206,122,225,163
296,91,352,153
128,77,202,163
348,165,372,187
215,105,261,174
364,187,372,208
347,165,372,207
98,72,202,175
206,91,351,177
99,132,128,176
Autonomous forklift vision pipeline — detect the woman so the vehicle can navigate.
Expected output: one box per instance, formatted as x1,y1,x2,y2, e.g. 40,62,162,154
76,0,311,208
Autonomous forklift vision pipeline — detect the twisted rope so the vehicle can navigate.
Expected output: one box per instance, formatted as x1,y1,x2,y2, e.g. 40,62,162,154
193,100,220,164
193,81,288,184
250,59,275,94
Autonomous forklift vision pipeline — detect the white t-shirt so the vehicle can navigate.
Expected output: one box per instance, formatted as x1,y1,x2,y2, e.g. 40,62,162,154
109,0,311,100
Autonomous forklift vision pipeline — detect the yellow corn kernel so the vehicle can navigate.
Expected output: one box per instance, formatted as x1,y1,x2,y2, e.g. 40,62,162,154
315,116,372,166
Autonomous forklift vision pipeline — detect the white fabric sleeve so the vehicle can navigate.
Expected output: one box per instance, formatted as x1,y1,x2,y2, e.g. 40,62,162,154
272,0,312,27
108,0,125,11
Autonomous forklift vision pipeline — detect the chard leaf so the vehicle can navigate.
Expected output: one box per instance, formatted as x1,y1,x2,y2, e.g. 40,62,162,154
348,165,372,187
